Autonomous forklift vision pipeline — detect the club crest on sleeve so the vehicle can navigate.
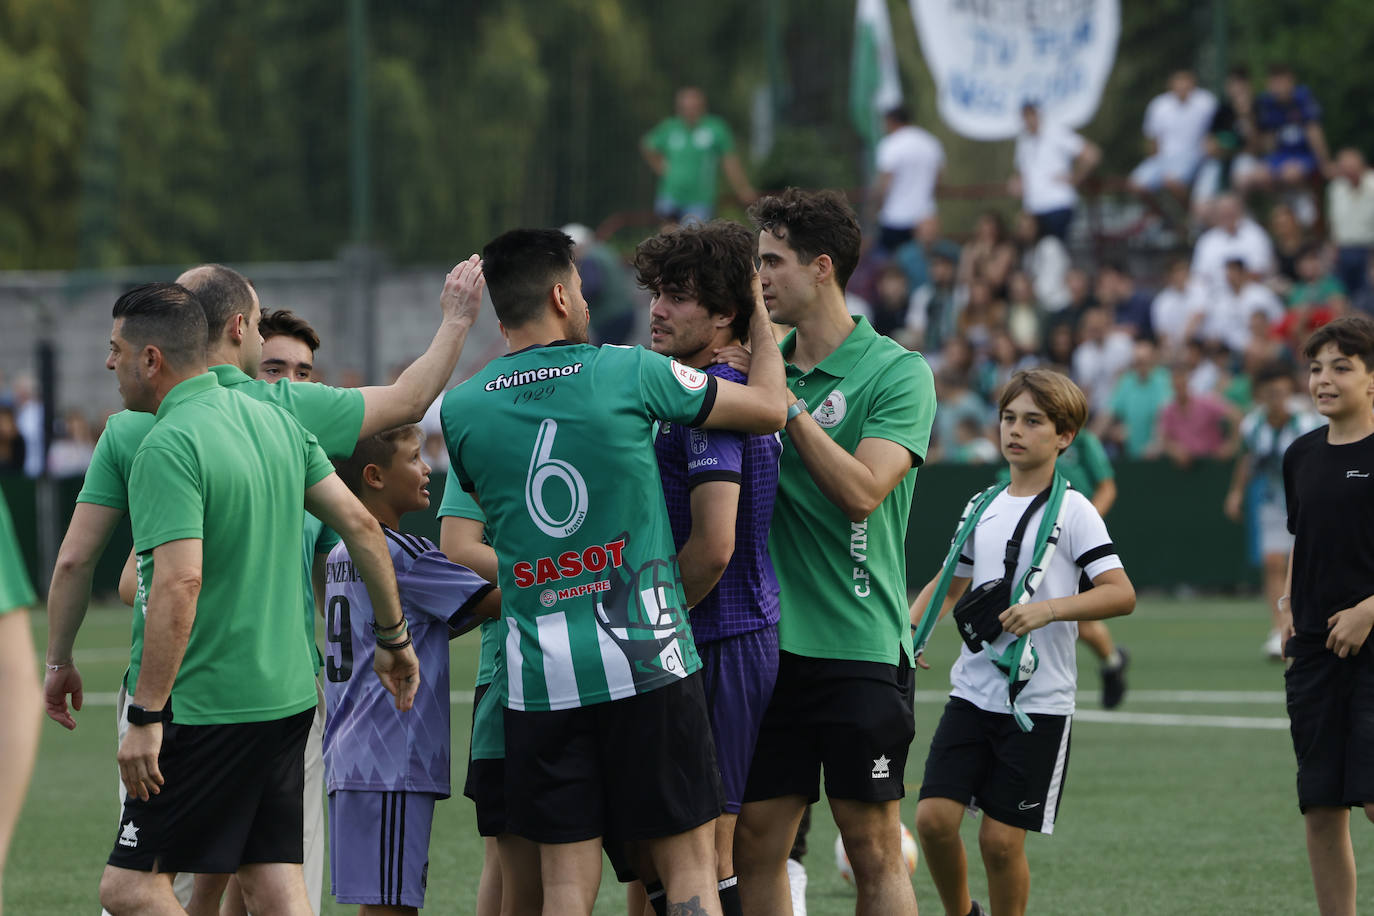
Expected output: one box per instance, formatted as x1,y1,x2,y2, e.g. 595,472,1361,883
812,390,847,428
671,361,708,391
689,428,708,456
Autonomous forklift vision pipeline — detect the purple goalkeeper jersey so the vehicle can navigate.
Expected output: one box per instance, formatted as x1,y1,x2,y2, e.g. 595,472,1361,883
323,527,494,796
654,363,782,644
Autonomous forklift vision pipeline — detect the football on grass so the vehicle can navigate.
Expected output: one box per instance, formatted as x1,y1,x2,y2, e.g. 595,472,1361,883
835,823,919,885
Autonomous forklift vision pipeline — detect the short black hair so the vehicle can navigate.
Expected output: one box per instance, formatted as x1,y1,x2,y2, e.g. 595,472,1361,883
1228,64,1251,81
1303,315,1374,366
634,220,756,343
259,309,321,353
749,188,862,292
333,425,422,496
112,283,208,370
481,229,576,329
178,264,257,344
1267,63,1294,78
1253,361,1294,388
885,105,911,124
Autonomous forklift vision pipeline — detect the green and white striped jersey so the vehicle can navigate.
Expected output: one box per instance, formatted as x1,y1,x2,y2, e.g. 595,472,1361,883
441,342,718,711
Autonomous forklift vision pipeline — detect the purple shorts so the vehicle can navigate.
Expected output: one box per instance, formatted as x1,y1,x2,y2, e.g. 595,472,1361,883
698,625,779,813
328,790,437,907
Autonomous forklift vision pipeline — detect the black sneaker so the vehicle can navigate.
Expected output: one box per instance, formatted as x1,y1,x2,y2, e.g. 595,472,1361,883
968,901,987,916
1101,646,1130,709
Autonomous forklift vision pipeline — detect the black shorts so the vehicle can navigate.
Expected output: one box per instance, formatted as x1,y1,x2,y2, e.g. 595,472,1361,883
743,651,915,805
918,697,1072,834
107,706,314,873
464,682,506,838
502,673,723,845
1285,651,1374,811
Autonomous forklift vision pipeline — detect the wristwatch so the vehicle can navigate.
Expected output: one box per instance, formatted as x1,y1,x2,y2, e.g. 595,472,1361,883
785,398,808,424
126,703,172,726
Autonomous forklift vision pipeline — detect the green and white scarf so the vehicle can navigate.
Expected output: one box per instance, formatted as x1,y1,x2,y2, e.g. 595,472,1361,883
913,472,1070,732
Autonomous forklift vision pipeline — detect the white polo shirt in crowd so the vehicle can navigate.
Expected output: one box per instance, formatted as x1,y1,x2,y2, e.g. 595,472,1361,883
1191,218,1276,296
877,125,945,229
1205,281,1284,353
949,488,1122,716
1151,279,1208,350
1015,122,1086,215
1071,332,1134,412
1143,88,1217,164
1327,170,1374,247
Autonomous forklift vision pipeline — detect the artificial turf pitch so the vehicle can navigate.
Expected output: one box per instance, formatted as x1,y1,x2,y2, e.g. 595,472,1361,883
15,597,1373,914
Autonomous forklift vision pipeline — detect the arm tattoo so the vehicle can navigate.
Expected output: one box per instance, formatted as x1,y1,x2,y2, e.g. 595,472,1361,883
667,897,710,916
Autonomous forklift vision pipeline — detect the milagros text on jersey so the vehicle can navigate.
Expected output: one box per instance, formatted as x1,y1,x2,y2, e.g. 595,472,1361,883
484,362,585,391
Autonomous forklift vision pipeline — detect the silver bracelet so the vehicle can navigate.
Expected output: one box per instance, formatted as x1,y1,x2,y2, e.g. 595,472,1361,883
1277,595,1290,611
45,662,69,671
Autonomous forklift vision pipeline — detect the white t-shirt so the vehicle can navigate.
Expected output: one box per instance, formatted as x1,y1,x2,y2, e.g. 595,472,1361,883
1204,281,1284,353
1015,124,1086,214
1142,89,1217,162
948,488,1122,716
1327,171,1374,246
877,125,945,228
1071,332,1134,412
1151,280,1208,349
1191,218,1276,296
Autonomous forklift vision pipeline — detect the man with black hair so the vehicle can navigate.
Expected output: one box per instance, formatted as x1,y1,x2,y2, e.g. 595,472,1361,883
635,220,783,916
441,227,787,916
96,283,418,915
1009,103,1100,242
258,309,321,382
727,188,935,916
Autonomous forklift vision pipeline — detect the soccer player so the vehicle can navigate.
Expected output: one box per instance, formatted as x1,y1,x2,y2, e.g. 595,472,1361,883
440,227,787,916
1225,363,1321,660
635,220,782,916
727,189,934,916
45,258,485,741
95,283,419,915
910,369,1135,916
1280,316,1374,916
0,491,40,915
438,477,540,916
325,426,498,914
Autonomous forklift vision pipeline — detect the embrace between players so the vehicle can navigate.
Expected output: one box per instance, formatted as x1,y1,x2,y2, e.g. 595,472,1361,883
45,186,1367,916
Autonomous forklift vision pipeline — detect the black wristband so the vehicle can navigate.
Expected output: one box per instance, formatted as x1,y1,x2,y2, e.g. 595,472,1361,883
377,632,413,652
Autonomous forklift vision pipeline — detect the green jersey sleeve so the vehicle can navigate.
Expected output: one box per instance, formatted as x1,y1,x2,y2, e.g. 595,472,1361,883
0,495,36,614
255,381,365,459
128,444,204,554
636,348,717,427
644,118,671,152
1077,430,1114,485
438,465,486,521
302,432,334,489
76,411,156,511
859,353,936,465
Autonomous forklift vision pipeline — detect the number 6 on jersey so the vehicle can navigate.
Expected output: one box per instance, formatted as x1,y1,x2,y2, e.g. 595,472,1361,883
525,419,589,538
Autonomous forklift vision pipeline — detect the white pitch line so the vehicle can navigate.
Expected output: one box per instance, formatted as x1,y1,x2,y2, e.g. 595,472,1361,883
912,689,1284,704
1074,709,1290,730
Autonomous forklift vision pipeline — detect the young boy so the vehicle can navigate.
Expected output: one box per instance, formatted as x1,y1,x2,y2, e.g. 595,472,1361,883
909,369,1135,916
325,426,499,914
1280,316,1374,916
1225,362,1322,659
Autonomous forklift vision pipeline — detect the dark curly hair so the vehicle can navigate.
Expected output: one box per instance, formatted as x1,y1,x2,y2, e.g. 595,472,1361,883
634,220,756,343
748,187,861,292
258,309,321,353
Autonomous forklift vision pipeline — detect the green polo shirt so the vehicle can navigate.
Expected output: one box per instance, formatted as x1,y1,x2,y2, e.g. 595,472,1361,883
209,364,365,459
436,470,504,760
0,495,36,615
643,114,736,207
77,410,158,512
770,317,936,665
127,372,334,724
80,368,363,688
